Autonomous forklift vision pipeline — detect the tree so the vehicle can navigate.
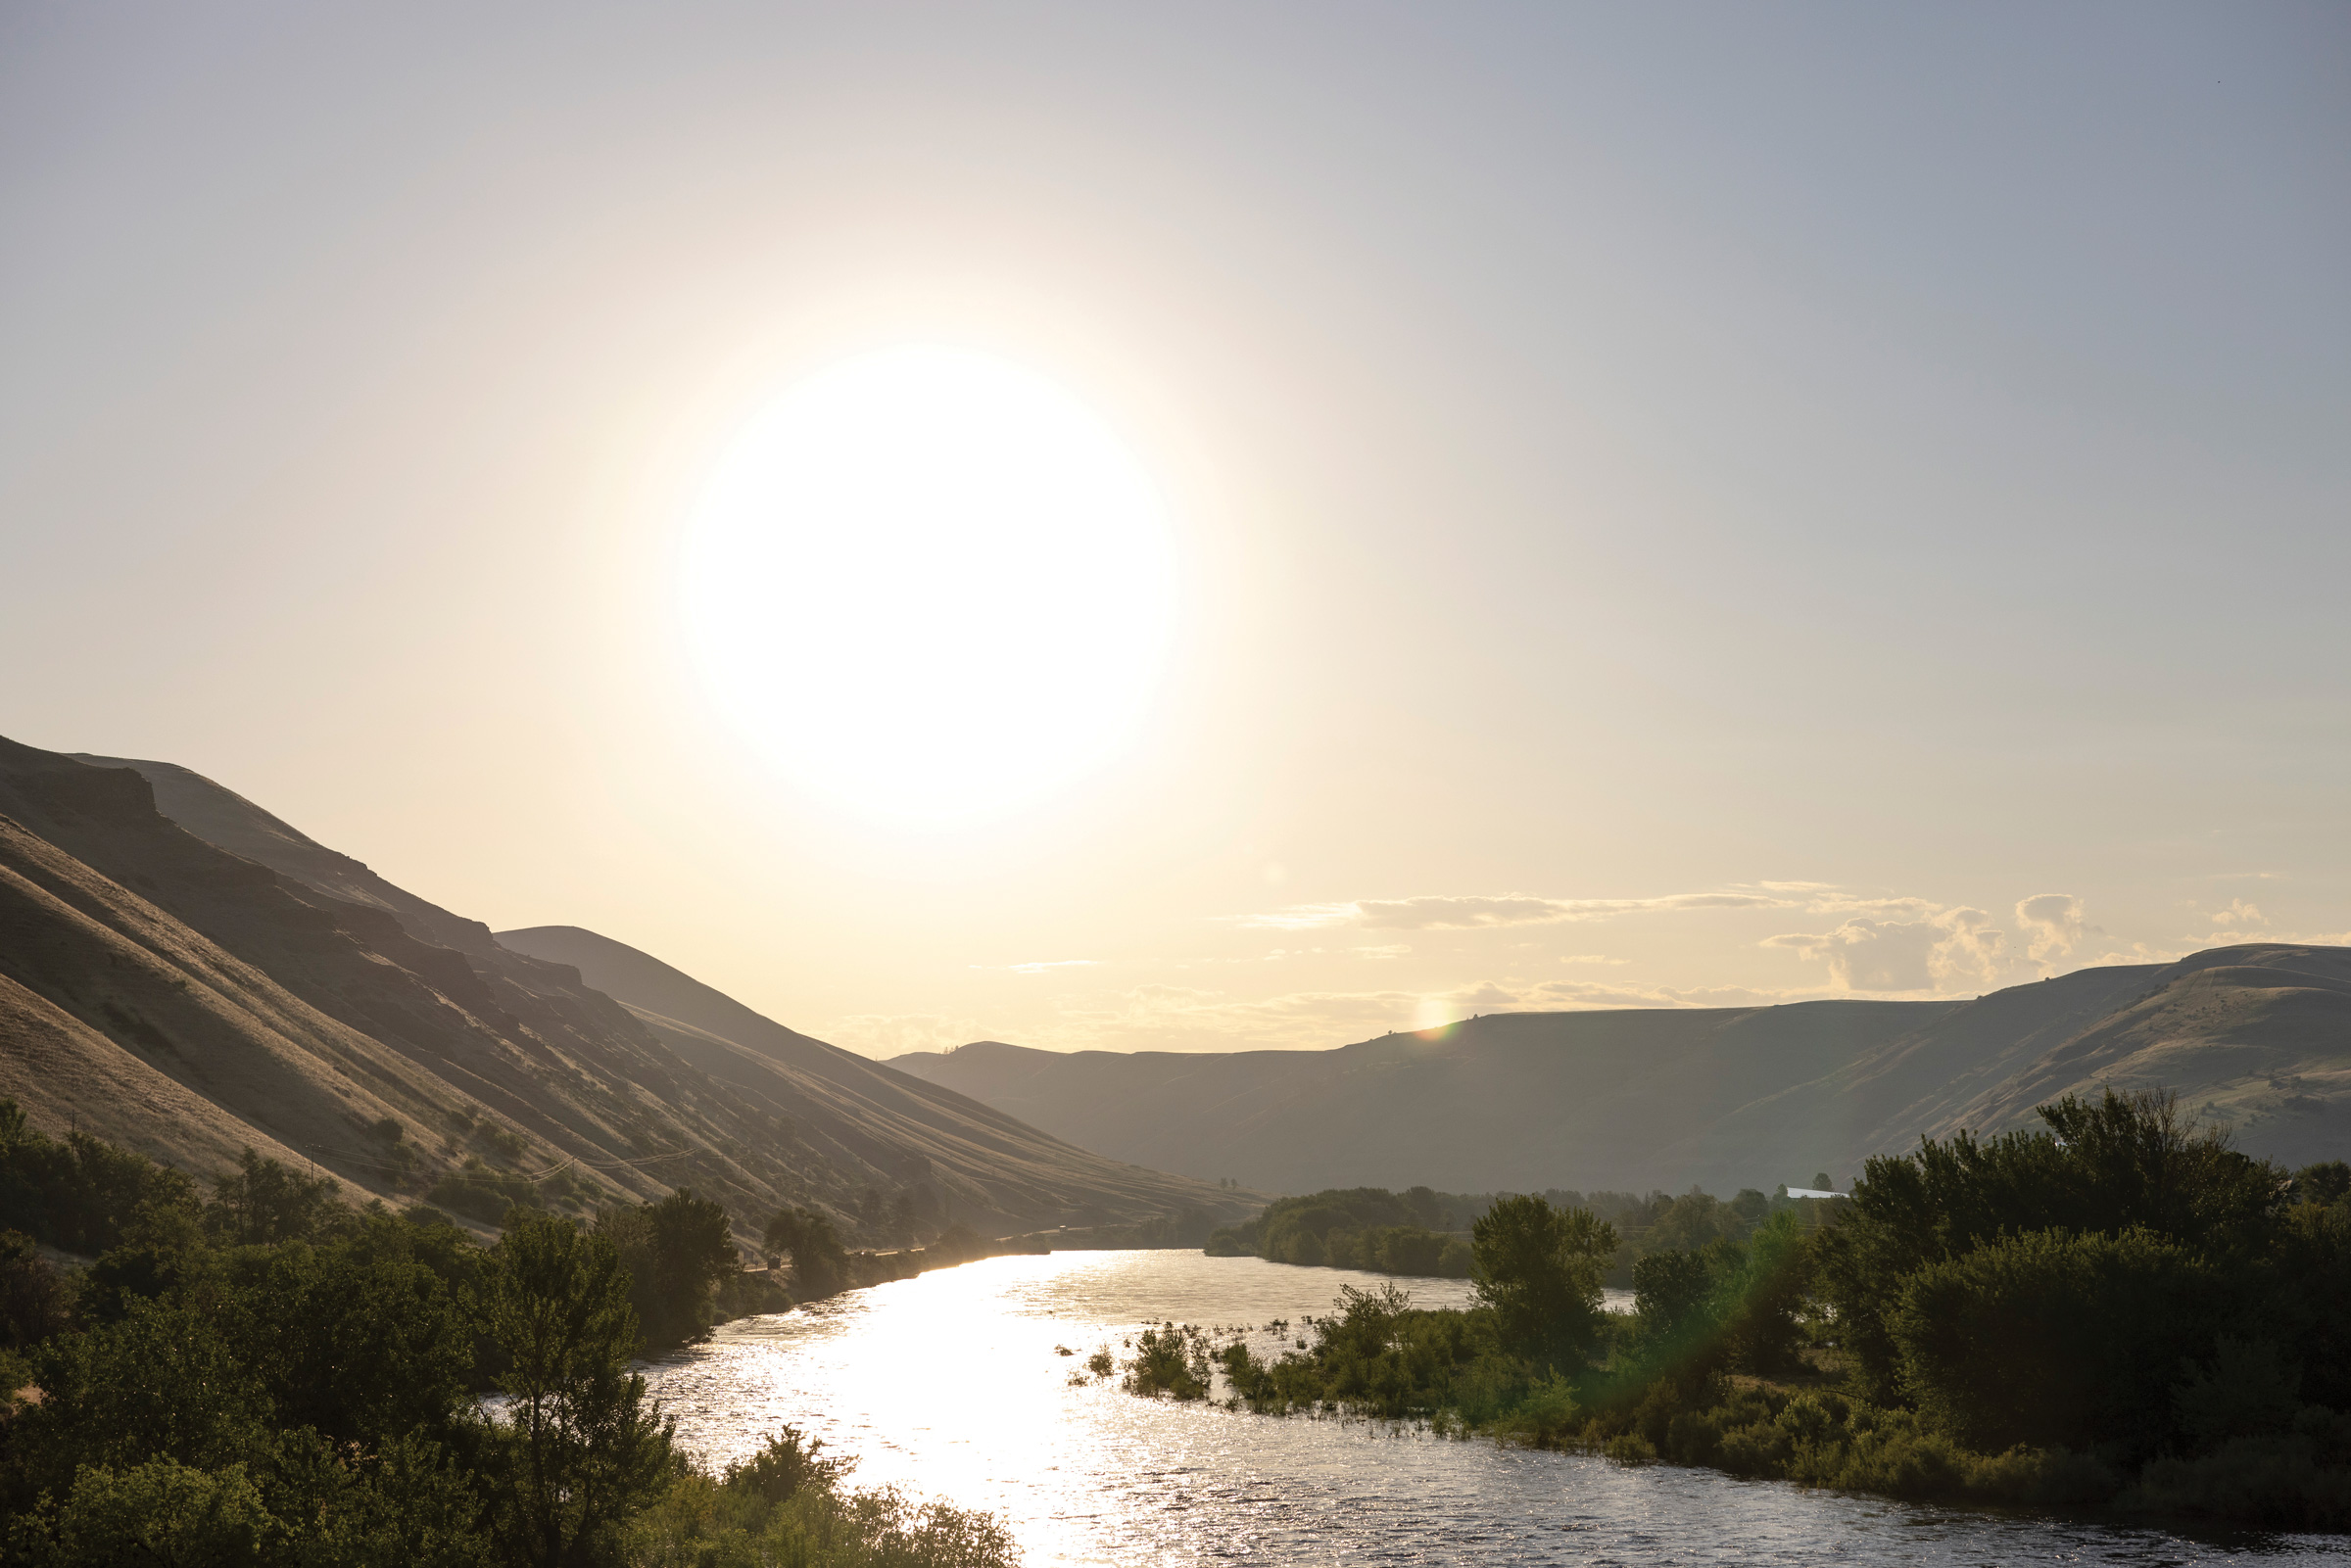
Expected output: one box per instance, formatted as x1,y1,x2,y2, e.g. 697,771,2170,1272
0,1230,70,1349
480,1214,673,1568
1631,1248,1714,1353
207,1149,344,1247
597,1190,738,1354
1816,1088,2280,1402
762,1207,848,1300
1711,1209,1812,1375
253,1243,475,1449
16,1297,271,1501
1470,1195,1617,1374
42,1456,273,1567
2297,1161,2351,1209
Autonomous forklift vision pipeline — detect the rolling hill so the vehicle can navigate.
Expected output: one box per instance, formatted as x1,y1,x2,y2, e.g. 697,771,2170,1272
0,736,1245,1240
890,949,2351,1195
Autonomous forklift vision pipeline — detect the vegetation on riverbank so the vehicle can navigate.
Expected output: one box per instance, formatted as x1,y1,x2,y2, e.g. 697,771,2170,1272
0,1102,1017,1565
1143,1092,2351,1529
1207,1181,1849,1287
1205,1187,1477,1276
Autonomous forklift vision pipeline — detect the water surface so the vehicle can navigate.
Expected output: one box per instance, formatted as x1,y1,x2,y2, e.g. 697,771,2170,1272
643,1250,2341,1565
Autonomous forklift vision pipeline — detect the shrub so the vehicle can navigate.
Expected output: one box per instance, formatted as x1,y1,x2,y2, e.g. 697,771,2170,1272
1890,1226,2220,1456
1123,1325,1211,1401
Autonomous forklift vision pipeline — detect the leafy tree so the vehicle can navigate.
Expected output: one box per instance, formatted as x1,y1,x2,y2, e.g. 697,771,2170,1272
763,1206,848,1299
207,1148,346,1247
1711,1209,1812,1375
0,1100,199,1257
16,1297,270,1500
1817,1088,2280,1402
1632,1248,1714,1352
598,1189,738,1354
2295,1160,2351,1209
275,1429,494,1568
36,1455,274,1567
479,1213,674,1567
0,1231,70,1349
1470,1195,1617,1373
231,1237,475,1449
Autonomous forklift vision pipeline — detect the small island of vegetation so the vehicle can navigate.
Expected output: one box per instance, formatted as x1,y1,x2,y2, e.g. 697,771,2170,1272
1205,1187,1479,1276
1142,1091,2351,1530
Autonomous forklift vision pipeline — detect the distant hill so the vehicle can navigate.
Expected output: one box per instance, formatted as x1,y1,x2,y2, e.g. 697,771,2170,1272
889,952,2351,1194
0,737,1244,1241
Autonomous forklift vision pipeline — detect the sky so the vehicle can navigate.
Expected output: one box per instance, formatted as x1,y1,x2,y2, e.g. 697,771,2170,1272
4,3,2348,1057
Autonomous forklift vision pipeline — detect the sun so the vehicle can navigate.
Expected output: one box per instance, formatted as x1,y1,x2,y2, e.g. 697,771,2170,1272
680,346,1178,823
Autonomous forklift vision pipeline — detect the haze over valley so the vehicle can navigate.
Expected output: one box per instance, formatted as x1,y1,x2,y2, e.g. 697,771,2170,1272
6,5,2349,1560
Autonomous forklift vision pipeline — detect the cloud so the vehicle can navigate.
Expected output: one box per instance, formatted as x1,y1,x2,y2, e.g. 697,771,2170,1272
2084,942,2186,967
1239,889,1799,931
1235,885,1992,933
1804,895,1938,920
2207,898,2266,928
1765,907,2007,993
1522,978,1827,1010
2015,893,2087,962
970,959,1100,974
2184,925,2351,948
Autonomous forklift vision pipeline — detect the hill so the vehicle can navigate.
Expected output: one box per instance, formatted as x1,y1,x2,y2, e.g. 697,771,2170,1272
0,736,1244,1240
889,951,2351,1194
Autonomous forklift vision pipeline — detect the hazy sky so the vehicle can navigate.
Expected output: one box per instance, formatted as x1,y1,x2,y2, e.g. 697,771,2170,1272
6,4,2348,1056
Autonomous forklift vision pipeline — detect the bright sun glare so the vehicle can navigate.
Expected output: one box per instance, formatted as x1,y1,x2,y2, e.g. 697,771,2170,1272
681,346,1177,823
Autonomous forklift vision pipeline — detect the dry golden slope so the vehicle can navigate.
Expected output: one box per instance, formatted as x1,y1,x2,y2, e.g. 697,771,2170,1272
0,736,1245,1238
1933,944,2351,1165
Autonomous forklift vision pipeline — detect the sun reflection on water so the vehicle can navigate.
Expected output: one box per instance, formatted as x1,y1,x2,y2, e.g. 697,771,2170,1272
640,1252,2343,1567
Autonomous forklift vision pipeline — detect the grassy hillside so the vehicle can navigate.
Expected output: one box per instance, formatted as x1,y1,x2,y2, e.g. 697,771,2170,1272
890,1001,1951,1194
893,953,2351,1194
0,736,1244,1242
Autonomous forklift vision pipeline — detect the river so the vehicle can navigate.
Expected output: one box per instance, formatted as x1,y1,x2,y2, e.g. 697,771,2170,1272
641,1250,2343,1565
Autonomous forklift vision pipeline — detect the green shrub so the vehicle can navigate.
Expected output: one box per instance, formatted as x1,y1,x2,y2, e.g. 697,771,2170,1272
40,1457,273,1568
1890,1226,2219,1455
424,1159,539,1226
1123,1325,1211,1401
627,1428,1018,1568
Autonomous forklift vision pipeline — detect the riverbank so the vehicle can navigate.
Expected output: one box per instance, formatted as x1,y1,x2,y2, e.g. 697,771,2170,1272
648,1249,2349,1564
1128,1095,2351,1532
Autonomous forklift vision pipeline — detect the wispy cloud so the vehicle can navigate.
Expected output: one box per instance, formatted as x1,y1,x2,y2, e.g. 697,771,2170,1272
1238,889,1800,931
1522,978,1827,1010
1234,885,1991,933
969,959,1100,974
